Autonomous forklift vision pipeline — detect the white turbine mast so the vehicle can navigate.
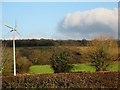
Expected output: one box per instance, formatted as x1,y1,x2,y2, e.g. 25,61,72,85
4,20,20,76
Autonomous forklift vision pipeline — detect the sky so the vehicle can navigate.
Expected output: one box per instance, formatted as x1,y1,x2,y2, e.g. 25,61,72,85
1,0,120,2
2,2,118,40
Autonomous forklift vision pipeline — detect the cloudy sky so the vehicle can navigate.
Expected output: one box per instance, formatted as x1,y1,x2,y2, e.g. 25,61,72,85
2,2,118,40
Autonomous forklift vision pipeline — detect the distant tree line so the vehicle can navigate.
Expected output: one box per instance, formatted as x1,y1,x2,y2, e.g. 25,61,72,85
2,39,89,47
2,39,120,47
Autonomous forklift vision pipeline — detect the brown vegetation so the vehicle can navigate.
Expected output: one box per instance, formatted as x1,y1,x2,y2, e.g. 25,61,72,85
1,36,119,74
2,72,119,88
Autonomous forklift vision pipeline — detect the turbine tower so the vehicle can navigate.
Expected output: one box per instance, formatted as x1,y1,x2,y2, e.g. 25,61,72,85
4,20,20,76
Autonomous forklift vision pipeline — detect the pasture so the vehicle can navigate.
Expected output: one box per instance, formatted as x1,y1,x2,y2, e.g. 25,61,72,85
2,39,120,88
29,65,54,74
29,63,119,74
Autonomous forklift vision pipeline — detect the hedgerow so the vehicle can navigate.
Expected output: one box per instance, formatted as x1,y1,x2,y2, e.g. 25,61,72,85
2,72,119,89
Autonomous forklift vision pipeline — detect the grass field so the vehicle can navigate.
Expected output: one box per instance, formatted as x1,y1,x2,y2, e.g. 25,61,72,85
29,65,54,74
107,62,120,71
29,63,120,74
71,64,96,72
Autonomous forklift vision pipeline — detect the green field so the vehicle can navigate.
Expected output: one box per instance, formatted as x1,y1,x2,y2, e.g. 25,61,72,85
71,64,96,72
29,65,54,74
29,63,120,74
107,62,120,71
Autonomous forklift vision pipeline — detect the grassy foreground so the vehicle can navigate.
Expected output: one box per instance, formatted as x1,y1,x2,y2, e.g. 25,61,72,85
29,63,120,74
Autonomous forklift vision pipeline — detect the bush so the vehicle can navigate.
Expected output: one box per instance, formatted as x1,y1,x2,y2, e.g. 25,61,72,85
49,52,73,73
29,49,53,65
88,36,118,71
2,44,13,75
19,48,32,58
2,72,118,88
16,57,32,73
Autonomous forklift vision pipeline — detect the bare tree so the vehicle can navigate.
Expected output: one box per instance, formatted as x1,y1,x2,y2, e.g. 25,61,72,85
88,36,118,71
2,43,13,75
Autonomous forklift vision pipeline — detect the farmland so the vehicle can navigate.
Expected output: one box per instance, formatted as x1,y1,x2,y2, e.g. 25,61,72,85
2,39,120,88
29,65,54,74
29,63,120,74
2,39,120,74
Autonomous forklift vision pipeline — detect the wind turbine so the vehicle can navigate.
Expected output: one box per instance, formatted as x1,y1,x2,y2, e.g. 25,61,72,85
4,20,20,76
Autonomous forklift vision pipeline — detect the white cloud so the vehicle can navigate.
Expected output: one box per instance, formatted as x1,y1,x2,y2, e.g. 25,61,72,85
29,34,53,39
58,8,118,39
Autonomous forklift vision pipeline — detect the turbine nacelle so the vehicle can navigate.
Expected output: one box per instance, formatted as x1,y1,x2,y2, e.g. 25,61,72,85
10,30,16,32
4,21,21,36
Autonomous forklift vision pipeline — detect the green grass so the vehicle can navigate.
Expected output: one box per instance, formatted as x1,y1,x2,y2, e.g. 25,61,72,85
71,64,96,72
107,62,120,71
29,63,120,74
29,65,54,74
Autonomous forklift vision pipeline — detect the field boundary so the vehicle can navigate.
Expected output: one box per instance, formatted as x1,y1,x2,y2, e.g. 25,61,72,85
2,72,119,89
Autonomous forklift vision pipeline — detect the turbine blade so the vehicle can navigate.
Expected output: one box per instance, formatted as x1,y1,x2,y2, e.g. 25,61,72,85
10,30,14,32
16,31,21,36
5,24,13,29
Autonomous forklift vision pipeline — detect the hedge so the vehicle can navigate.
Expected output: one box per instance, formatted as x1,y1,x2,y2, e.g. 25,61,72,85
2,72,119,89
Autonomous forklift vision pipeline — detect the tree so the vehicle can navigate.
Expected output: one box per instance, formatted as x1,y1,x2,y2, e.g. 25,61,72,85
49,51,73,73
2,44,13,75
81,39,87,46
88,36,118,71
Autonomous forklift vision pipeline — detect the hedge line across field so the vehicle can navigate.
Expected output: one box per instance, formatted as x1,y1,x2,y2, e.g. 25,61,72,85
2,72,119,89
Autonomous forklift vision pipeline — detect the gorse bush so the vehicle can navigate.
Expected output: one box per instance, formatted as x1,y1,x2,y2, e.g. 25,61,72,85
49,51,73,73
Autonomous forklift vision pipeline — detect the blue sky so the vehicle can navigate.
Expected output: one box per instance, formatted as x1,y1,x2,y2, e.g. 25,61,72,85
2,2,118,40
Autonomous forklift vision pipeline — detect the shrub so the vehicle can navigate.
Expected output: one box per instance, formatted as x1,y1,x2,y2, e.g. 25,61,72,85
19,48,32,58
2,44,13,75
16,57,32,73
49,52,73,73
2,72,118,88
29,49,53,65
88,36,118,71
